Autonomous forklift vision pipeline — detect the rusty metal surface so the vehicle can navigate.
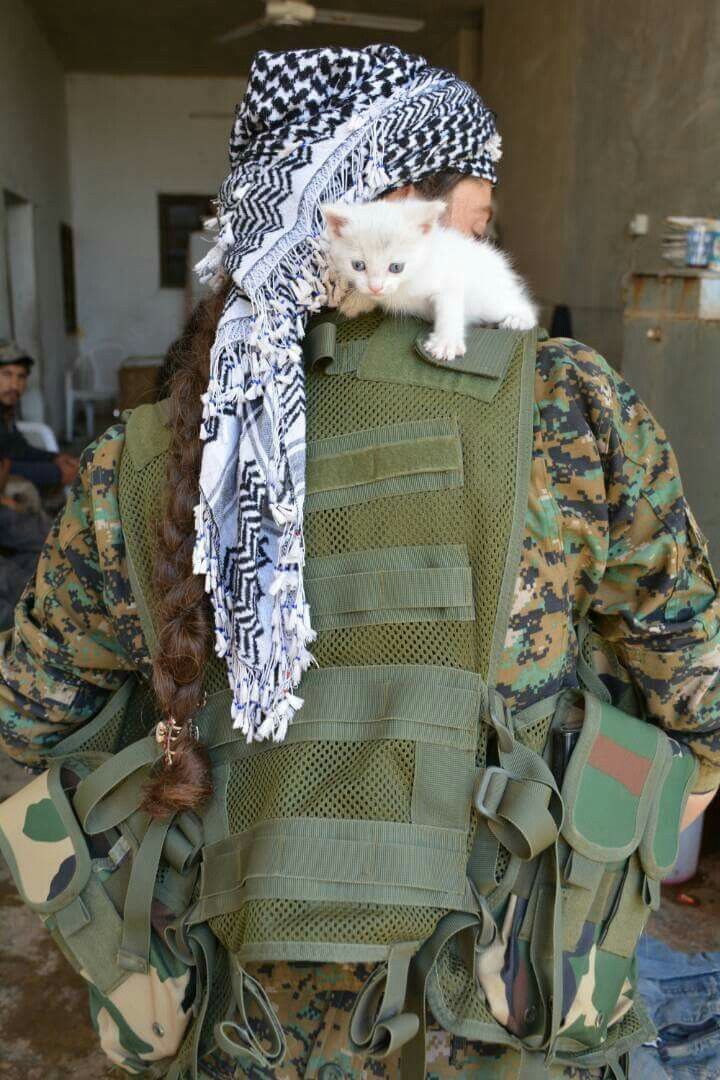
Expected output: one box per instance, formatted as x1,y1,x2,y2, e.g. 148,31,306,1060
625,271,720,321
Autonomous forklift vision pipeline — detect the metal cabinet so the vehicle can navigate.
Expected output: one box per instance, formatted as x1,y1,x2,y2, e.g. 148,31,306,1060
622,270,720,568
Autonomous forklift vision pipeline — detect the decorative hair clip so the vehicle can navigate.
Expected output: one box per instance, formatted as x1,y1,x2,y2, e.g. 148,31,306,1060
154,719,200,766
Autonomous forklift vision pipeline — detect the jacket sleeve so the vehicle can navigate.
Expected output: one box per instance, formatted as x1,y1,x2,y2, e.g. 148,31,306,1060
0,425,149,769
574,349,720,795
0,426,58,463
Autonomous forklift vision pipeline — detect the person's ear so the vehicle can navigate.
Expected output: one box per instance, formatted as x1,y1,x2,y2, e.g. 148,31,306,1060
320,203,351,238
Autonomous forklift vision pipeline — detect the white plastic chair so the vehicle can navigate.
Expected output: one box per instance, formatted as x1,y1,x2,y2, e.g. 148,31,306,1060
16,420,60,454
65,341,122,441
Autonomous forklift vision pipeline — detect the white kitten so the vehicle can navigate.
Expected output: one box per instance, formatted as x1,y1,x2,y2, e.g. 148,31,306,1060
321,198,537,361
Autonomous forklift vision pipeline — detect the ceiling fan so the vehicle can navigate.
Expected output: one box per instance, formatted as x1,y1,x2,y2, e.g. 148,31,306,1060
217,0,425,43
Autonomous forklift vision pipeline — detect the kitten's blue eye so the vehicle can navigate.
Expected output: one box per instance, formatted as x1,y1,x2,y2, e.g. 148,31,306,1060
388,262,405,274
351,259,366,272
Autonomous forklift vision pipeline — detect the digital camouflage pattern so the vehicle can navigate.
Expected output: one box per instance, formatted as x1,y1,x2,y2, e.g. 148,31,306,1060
199,962,603,1079
1,338,718,1075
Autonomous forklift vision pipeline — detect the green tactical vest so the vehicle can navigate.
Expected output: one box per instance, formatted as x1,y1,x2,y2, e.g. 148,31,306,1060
41,313,696,1078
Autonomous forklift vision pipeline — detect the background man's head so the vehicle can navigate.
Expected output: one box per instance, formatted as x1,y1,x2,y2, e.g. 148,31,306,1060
0,344,33,410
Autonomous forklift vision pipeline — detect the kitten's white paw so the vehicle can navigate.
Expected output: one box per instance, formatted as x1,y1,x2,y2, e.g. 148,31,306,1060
339,291,377,318
426,333,467,362
499,308,537,331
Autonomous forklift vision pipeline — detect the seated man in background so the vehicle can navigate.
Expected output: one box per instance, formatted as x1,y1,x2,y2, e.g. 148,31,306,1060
0,342,79,491
0,458,48,629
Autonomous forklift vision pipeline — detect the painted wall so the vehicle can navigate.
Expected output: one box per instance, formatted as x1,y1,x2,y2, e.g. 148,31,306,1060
483,0,720,366
0,0,73,429
66,74,246,387
482,1,580,332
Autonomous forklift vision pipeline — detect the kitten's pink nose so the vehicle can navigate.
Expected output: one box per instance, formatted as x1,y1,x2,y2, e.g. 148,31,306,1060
369,283,384,295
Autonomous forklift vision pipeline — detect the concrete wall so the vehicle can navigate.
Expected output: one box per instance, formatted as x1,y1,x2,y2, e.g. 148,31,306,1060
0,0,73,429
482,1,580,330
483,0,720,366
66,74,246,387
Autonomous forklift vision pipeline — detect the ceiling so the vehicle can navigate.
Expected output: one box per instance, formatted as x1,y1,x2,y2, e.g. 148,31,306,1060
28,0,483,78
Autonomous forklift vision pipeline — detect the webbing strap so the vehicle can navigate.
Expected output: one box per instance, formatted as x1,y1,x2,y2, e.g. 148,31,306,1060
306,564,473,617
74,735,160,833
165,924,218,1080
603,1052,630,1079
518,1048,552,1078
474,705,563,862
576,619,611,705
349,941,420,1057
213,956,286,1069
401,911,485,1077
117,815,172,973
474,766,558,861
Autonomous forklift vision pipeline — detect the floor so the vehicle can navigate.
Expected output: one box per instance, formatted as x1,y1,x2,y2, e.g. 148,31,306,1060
1,751,719,1078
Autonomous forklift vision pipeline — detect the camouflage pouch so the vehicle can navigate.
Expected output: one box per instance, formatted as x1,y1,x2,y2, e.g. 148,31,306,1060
0,753,204,1075
470,689,697,1071
552,690,697,1052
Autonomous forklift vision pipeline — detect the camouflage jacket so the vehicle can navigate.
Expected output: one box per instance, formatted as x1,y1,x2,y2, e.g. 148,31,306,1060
1,339,719,793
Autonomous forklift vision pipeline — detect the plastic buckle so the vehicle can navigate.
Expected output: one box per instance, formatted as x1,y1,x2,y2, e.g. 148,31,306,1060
473,765,509,820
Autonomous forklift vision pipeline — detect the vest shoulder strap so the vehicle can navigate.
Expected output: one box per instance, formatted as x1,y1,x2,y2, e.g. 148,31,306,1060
123,398,172,471
119,399,173,655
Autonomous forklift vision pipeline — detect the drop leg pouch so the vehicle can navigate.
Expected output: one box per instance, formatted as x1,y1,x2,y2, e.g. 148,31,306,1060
0,753,202,1075
428,690,698,1073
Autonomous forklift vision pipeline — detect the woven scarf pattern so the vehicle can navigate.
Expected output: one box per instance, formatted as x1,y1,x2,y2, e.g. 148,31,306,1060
194,44,501,741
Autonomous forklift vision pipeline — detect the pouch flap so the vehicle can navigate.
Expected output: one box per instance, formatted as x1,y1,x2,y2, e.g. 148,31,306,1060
561,692,670,862
357,317,530,404
0,760,96,913
639,738,698,879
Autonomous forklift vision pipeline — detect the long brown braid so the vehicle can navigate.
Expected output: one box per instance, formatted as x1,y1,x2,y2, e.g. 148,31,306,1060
141,283,229,818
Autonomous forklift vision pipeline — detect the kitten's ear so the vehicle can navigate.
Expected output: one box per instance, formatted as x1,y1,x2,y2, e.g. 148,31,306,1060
416,199,446,235
320,203,351,238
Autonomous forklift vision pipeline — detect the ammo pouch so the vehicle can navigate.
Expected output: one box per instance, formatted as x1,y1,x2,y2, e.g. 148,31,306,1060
0,745,213,1077
428,688,698,1077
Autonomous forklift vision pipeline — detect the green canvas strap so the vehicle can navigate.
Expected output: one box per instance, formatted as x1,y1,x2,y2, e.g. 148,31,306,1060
73,734,161,833
213,955,286,1069
117,815,173,973
306,562,473,622
193,816,469,919
575,619,611,704
401,909,494,1076
349,941,420,1057
474,765,558,862
125,524,159,656
474,694,563,863
165,923,219,1080
467,692,562,899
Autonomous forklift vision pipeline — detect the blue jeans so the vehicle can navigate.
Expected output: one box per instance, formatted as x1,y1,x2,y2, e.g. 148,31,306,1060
632,936,720,1078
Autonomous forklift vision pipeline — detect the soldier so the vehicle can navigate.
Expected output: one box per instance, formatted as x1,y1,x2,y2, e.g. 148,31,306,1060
0,46,718,1080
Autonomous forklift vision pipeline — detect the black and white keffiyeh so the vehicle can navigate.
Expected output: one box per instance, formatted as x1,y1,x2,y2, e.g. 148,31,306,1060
194,44,502,742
